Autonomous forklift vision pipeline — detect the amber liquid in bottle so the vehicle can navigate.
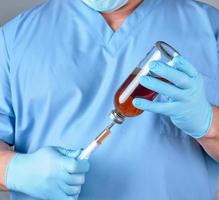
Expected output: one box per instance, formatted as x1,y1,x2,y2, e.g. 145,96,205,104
114,68,159,117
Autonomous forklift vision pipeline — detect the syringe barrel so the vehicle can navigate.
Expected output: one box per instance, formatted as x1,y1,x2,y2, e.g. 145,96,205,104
78,128,112,160
78,141,98,160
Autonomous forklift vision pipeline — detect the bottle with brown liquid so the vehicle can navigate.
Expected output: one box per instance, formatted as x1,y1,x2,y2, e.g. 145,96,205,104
78,41,180,160
110,41,180,124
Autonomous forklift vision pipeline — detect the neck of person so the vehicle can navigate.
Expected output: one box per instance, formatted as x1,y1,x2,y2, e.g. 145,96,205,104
101,0,143,31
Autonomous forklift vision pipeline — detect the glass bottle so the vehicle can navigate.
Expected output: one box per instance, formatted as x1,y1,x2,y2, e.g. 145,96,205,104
110,41,180,124
79,41,180,160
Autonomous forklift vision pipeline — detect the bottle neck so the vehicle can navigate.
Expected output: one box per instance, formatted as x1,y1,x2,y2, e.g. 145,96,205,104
110,109,125,125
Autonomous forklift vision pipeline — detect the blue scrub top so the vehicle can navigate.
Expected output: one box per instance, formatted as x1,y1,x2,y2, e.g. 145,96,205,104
0,0,219,199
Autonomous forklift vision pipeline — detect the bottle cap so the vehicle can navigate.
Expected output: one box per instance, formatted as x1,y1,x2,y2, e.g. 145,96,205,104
110,110,125,124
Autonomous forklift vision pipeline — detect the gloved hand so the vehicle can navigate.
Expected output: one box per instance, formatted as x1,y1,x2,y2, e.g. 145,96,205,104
6,147,89,200
133,56,213,138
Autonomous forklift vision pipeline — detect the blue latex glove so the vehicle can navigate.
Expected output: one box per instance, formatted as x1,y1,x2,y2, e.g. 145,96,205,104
6,147,89,200
133,56,213,138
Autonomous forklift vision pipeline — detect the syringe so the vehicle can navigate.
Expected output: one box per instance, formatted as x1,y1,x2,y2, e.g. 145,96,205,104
78,122,116,160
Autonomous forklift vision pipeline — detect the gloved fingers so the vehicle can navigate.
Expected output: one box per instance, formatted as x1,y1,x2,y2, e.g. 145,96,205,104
62,157,90,174
149,61,192,89
59,182,81,196
173,56,198,78
65,197,77,200
139,75,183,100
61,195,77,200
60,193,77,200
58,148,82,158
66,197,77,200
133,98,178,116
53,189,76,200
63,173,85,186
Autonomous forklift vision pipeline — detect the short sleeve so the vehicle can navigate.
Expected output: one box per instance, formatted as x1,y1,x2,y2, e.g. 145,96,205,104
217,36,219,105
212,9,219,105
217,19,219,103
0,27,15,145
205,4,219,106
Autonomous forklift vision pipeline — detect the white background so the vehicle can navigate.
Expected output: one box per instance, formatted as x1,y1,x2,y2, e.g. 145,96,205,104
0,0,219,199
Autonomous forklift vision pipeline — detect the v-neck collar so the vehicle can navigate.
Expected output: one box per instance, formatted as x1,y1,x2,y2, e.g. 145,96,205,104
73,0,156,54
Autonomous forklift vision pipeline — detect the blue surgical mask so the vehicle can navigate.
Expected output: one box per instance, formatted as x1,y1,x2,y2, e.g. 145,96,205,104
81,0,129,12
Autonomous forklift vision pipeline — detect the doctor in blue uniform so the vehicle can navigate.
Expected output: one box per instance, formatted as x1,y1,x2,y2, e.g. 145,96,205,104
0,0,219,199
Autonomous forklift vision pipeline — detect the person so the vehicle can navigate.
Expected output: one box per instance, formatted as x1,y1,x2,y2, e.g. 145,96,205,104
0,0,219,199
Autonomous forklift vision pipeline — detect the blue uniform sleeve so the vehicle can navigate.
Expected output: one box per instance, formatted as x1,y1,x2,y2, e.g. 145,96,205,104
207,5,219,106
207,7,219,106
202,4,219,195
216,18,219,103
196,2,219,106
0,27,15,145
213,12,219,105
217,37,219,105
